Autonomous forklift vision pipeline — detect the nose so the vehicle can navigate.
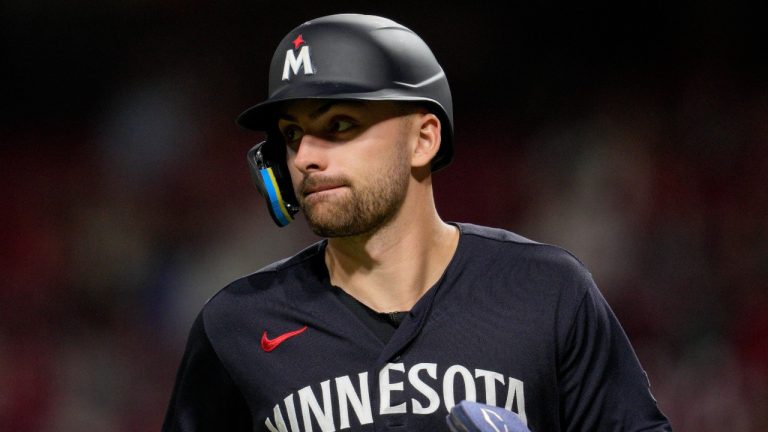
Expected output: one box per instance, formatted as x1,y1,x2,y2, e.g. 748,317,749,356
290,134,329,174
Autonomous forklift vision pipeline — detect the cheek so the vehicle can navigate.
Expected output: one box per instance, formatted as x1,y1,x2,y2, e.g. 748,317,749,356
358,131,405,164
285,153,302,189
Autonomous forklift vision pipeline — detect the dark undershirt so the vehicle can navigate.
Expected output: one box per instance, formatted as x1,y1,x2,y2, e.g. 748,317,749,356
331,286,408,344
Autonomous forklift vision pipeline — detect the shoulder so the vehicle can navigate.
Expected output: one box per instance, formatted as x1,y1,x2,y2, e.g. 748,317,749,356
244,240,327,282
454,222,595,302
456,222,539,245
456,222,588,274
201,240,327,315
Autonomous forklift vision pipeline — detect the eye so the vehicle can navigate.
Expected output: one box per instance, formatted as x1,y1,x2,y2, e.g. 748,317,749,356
281,125,304,144
329,118,356,133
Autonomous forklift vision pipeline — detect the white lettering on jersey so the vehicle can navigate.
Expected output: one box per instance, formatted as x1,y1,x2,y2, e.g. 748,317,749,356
379,362,407,414
264,362,527,431
266,394,300,432
475,369,505,407
335,372,373,428
443,365,477,410
298,379,334,432
285,393,301,432
503,377,527,425
408,362,440,414
265,404,289,432
282,46,314,81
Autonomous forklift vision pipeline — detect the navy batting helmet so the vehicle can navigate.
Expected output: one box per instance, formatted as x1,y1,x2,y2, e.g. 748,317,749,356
239,13,453,226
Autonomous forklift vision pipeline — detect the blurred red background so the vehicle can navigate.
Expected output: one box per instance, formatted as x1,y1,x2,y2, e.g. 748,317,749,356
2,2,766,431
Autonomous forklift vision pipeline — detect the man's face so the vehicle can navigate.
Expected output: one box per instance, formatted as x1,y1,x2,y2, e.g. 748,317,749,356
277,100,414,238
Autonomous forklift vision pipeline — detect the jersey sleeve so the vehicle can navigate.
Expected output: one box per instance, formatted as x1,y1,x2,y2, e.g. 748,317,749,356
557,266,672,431
162,311,252,432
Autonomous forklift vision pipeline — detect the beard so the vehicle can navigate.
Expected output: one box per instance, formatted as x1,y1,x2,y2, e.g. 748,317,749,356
297,147,410,238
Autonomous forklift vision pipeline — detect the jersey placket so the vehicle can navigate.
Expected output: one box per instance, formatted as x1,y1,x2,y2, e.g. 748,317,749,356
369,278,443,431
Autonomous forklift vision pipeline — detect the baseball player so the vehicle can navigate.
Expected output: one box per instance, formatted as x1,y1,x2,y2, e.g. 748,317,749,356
163,14,672,431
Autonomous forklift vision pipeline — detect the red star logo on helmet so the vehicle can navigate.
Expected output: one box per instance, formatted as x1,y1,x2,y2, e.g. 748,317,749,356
292,34,305,49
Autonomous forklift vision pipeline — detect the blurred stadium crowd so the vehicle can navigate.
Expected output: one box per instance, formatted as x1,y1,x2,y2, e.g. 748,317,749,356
2,2,766,431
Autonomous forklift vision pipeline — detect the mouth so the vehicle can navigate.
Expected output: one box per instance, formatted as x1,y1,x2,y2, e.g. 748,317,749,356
301,178,349,199
304,184,343,196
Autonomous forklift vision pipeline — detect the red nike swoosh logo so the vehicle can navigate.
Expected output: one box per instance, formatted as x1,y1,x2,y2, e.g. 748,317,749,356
261,325,308,352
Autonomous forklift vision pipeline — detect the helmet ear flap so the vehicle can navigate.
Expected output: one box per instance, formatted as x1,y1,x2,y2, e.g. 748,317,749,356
246,139,300,227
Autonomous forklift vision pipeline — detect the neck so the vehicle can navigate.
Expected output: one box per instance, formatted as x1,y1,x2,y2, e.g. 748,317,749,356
325,192,459,312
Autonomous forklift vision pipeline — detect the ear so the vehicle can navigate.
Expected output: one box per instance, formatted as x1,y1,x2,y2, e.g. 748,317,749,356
410,112,441,169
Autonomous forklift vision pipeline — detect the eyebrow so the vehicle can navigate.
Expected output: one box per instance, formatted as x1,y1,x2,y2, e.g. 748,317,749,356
278,100,366,121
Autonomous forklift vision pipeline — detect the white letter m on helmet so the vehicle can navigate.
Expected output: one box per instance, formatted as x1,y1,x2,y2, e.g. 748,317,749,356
282,46,314,81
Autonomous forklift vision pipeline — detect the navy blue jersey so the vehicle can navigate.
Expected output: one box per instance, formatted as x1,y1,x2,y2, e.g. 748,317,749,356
163,223,671,431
